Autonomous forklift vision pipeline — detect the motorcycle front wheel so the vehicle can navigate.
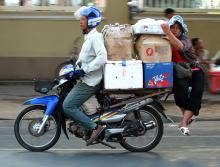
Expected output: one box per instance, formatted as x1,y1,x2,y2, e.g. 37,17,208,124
120,106,163,152
14,105,61,152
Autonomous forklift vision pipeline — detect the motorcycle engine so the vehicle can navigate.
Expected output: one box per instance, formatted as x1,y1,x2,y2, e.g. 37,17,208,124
68,122,90,140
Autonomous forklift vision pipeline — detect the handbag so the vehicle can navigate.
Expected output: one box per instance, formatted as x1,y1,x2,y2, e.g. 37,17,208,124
173,62,193,79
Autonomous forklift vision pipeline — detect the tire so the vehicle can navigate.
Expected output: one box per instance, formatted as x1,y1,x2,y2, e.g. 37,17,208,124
14,105,61,152
120,106,163,152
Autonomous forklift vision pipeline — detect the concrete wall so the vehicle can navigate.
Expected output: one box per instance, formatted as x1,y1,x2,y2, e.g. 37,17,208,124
0,0,129,80
0,1,219,80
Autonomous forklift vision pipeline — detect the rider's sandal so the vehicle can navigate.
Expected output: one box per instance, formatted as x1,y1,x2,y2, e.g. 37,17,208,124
179,127,191,136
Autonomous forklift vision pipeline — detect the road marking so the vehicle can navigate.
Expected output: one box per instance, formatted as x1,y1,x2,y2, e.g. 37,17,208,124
163,136,220,138
0,127,13,128
0,148,220,152
0,148,125,151
1,134,220,138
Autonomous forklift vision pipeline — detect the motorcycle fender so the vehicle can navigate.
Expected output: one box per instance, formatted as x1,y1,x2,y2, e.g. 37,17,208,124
146,104,168,119
23,95,59,115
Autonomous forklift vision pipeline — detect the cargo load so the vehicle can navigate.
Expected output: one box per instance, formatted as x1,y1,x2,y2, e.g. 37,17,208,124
103,20,173,91
132,18,166,35
104,60,143,90
102,24,134,61
143,62,173,88
135,35,172,62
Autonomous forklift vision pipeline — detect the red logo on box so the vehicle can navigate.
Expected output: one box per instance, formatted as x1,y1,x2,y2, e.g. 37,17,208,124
146,48,154,56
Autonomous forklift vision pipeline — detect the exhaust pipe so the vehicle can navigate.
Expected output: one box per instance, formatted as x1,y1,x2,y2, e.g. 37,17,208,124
106,128,124,135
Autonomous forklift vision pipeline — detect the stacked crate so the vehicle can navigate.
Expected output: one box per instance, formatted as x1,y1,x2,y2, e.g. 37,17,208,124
133,19,173,89
103,20,173,90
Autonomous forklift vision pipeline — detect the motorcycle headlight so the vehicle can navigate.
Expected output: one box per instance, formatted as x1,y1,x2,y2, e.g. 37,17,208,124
59,64,74,77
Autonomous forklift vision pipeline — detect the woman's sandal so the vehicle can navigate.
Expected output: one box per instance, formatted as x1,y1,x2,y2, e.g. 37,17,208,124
179,127,191,136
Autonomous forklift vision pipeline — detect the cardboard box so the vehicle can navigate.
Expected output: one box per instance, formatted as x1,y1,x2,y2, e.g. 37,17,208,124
143,62,173,88
104,60,143,89
135,35,172,62
102,24,134,61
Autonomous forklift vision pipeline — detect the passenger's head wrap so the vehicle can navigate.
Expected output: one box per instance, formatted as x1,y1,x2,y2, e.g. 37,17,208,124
168,15,188,35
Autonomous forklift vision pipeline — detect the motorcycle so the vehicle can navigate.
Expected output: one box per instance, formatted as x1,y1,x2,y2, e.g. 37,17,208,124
14,63,171,152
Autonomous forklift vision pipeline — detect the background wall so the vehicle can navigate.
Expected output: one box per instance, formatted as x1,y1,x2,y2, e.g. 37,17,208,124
0,0,219,80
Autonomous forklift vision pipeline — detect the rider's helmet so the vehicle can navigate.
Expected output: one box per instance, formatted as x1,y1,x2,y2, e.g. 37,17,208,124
79,6,102,29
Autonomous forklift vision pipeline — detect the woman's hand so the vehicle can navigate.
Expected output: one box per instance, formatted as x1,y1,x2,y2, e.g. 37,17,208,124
161,23,171,35
161,23,184,51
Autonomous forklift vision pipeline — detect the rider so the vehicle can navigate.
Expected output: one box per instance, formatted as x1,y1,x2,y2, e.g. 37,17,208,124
62,6,107,145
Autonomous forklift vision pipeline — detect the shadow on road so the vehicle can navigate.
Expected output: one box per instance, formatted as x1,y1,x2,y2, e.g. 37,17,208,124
2,150,199,167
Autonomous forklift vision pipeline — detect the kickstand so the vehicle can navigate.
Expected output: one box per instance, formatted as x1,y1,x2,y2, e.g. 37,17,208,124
97,140,116,149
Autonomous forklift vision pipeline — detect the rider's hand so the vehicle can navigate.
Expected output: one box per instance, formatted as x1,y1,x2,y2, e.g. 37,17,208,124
74,69,85,79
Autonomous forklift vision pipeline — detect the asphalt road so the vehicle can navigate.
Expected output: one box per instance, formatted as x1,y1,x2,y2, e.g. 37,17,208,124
0,84,220,167
0,120,220,167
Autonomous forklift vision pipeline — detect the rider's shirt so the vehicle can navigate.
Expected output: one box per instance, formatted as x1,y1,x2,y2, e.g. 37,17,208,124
77,28,107,87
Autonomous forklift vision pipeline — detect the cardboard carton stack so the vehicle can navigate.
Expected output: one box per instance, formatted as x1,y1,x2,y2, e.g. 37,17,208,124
133,19,173,89
103,24,143,90
102,20,173,90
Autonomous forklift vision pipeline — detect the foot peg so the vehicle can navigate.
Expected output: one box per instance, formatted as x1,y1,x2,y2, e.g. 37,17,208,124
86,139,116,149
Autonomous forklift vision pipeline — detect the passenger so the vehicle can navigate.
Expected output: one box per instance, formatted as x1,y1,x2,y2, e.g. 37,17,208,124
191,38,210,88
161,15,204,136
191,38,210,65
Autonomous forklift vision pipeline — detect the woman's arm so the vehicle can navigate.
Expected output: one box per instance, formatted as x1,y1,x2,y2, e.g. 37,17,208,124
161,23,184,51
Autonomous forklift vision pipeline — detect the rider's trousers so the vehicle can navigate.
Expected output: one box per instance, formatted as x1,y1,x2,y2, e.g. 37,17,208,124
62,82,100,130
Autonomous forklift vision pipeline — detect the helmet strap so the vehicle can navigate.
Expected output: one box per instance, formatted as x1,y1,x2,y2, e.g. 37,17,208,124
82,28,91,34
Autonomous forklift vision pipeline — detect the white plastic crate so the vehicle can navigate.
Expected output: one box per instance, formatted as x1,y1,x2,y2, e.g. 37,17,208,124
104,60,143,89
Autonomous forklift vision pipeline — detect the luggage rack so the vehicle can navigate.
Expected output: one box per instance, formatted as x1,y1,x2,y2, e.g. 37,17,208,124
101,88,172,110
102,88,172,95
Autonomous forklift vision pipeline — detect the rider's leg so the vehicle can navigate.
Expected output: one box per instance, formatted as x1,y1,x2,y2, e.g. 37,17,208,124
62,82,100,130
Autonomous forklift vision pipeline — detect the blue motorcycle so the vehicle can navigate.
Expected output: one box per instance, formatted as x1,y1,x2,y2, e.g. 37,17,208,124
14,64,170,152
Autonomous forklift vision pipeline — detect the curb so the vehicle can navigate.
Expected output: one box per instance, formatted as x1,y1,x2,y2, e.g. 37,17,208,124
0,81,34,86
165,115,220,123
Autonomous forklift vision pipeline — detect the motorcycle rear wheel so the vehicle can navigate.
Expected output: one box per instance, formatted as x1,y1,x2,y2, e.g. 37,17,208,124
120,106,163,152
14,105,61,152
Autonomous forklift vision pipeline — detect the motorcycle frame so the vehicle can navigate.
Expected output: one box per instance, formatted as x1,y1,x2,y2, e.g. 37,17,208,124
22,88,170,140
